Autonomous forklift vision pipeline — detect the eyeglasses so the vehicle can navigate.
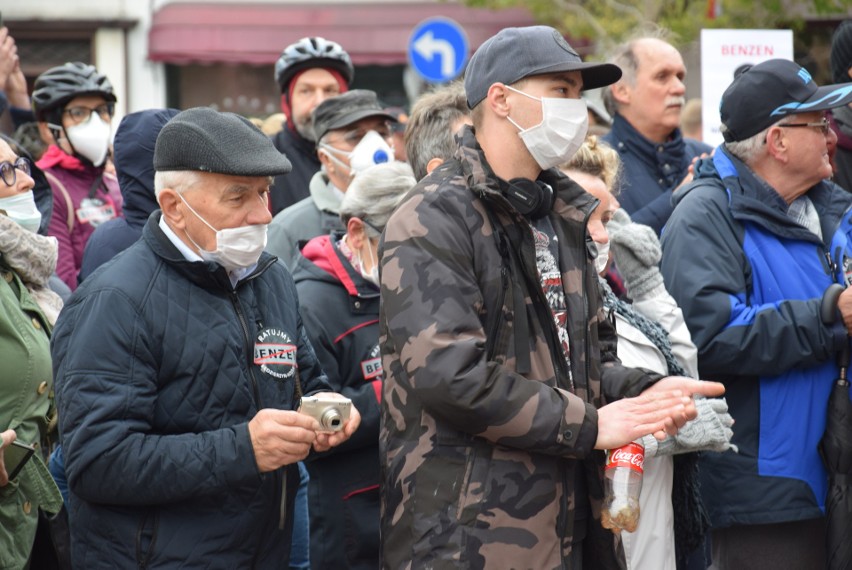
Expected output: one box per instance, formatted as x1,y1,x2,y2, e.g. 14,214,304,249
778,118,831,136
0,157,31,187
63,103,115,125
328,122,393,147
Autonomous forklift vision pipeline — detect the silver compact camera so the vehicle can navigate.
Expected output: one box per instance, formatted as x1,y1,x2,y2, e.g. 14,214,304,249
298,395,352,432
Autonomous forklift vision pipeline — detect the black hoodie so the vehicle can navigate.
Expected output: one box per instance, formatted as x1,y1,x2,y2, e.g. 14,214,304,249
78,108,179,282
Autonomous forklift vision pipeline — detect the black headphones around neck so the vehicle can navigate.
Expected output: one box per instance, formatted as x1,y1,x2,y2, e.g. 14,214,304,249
504,178,555,219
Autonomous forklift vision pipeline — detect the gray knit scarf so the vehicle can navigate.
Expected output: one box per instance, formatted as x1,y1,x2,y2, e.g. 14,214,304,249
599,277,709,568
599,277,687,377
0,215,63,325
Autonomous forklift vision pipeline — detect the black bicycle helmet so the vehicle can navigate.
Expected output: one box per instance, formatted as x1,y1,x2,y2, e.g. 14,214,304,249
274,37,354,92
32,62,117,121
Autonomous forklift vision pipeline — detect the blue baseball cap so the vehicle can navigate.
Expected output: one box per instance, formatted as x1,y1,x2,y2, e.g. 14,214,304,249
720,59,852,142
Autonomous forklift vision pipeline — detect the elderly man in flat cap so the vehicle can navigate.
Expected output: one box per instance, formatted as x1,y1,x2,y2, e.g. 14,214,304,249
51,107,360,569
379,25,724,569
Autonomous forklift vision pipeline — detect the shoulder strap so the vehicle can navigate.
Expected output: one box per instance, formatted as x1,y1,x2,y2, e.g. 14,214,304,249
43,171,74,234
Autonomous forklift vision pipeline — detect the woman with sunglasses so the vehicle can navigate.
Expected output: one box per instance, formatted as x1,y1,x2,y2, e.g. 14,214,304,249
0,137,64,569
31,62,123,292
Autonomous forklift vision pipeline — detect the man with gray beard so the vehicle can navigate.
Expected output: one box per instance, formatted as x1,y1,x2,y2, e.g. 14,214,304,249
602,36,711,234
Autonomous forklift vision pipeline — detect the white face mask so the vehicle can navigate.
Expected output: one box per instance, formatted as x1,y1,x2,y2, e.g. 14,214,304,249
65,114,112,167
505,86,589,170
0,192,42,233
594,239,610,275
321,130,393,177
178,193,267,273
358,240,380,287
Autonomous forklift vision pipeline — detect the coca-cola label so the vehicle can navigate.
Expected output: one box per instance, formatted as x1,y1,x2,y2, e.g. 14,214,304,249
605,442,645,474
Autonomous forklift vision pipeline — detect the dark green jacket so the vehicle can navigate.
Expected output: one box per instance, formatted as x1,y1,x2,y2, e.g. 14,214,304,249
0,258,63,569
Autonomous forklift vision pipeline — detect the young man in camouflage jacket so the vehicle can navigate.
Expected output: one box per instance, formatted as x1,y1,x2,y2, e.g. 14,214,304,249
378,26,725,570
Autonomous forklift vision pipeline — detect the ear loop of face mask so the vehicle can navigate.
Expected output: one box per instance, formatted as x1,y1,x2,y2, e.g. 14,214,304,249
177,192,219,253
353,218,381,285
319,144,353,177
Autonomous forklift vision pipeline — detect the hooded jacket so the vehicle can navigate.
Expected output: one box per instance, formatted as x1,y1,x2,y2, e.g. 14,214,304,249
603,115,711,234
292,234,382,569
79,108,180,282
379,126,661,570
660,146,852,528
270,126,321,215
38,145,122,291
52,213,331,569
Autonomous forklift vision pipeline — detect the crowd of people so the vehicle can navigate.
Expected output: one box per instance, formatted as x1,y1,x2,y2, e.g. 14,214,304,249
1,17,852,570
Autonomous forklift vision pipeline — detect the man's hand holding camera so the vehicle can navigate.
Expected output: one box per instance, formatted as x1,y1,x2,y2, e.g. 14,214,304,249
300,393,361,453
248,409,319,473
248,394,360,472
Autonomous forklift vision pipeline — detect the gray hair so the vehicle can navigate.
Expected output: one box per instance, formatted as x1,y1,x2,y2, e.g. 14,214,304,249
340,161,416,236
602,30,677,117
154,170,203,198
722,121,777,165
405,81,469,181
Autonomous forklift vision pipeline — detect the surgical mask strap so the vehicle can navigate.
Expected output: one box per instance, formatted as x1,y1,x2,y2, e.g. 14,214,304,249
505,85,544,134
178,192,219,234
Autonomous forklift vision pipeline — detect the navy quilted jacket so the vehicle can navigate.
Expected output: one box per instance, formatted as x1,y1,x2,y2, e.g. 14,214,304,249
52,212,331,569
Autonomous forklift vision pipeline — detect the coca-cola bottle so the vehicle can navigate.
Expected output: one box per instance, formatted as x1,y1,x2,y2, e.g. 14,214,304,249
601,439,644,534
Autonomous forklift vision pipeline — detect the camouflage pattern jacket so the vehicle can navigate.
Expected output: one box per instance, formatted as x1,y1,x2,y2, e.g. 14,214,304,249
379,126,662,570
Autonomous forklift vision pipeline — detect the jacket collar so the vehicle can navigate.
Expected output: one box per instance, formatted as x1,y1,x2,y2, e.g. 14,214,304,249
294,232,378,299
705,146,844,244
610,114,689,189
308,170,344,213
454,124,597,220
142,211,275,291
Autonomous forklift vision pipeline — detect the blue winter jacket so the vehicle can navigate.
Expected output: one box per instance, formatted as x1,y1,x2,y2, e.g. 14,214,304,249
603,114,711,234
660,146,852,528
52,212,331,569
79,108,179,282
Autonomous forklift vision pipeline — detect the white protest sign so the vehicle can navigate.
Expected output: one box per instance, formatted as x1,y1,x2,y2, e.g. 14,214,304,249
700,29,794,147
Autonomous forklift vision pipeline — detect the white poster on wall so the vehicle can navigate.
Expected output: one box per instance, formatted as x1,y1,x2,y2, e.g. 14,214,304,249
701,29,794,147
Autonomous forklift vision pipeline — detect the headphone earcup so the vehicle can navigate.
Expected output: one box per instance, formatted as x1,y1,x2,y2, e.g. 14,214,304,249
505,179,554,219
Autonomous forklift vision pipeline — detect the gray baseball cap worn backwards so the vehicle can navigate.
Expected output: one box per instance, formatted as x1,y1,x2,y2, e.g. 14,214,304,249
154,106,292,176
464,26,622,108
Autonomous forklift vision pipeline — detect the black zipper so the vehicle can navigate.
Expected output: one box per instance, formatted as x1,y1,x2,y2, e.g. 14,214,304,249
230,291,263,408
135,509,159,569
486,265,509,361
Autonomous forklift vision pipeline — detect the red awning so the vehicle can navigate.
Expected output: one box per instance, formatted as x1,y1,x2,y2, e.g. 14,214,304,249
148,2,539,66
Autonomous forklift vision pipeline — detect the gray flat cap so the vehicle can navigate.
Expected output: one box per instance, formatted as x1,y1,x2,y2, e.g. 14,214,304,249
154,107,292,176
465,26,622,108
312,89,398,142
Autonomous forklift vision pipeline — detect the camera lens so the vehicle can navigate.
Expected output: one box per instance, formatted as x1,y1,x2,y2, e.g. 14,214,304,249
320,408,343,431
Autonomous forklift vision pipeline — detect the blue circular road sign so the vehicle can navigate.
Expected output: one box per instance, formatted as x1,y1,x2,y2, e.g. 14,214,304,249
408,17,469,83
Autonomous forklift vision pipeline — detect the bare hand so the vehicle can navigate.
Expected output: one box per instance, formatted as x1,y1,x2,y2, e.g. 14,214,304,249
0,29,16,93
0,429,17,487
596,390,695,449
307,392,362,453
6,58,28,108
248,409,318,473
837,287,852,335
642,376,725,400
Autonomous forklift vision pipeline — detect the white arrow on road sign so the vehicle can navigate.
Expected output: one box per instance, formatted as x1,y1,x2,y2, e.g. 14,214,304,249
413,31,455,78
408,17,469,83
